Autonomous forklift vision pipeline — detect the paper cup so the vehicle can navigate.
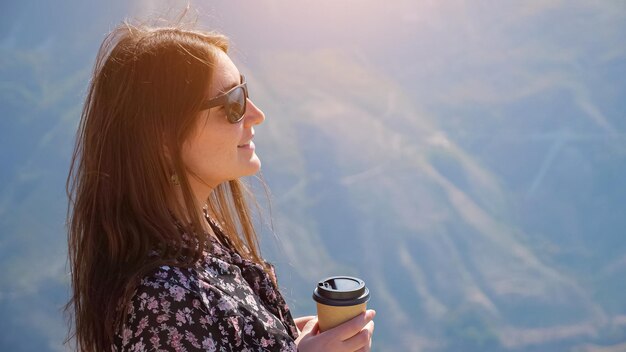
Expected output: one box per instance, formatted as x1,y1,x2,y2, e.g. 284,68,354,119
312,276,370,332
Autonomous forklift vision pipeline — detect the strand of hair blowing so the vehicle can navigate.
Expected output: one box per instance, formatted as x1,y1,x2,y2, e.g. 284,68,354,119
65,21,274,351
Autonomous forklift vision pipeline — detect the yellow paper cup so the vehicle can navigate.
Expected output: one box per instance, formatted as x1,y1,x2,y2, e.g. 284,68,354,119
312,276,370,332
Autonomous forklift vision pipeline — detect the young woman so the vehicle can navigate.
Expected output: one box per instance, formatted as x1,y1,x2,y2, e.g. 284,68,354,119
65,19,375,352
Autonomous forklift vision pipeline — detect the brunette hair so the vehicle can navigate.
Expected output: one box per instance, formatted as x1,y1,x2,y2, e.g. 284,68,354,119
65,15,272,351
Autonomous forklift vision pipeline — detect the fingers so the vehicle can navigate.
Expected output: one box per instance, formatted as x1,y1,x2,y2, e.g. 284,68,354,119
341,320,374,351
295,315,317,324
300,317,319,336
329,309,376,341
294,315,317,332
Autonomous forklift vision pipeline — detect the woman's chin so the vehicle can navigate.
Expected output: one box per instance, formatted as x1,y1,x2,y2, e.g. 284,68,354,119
244,157,261,175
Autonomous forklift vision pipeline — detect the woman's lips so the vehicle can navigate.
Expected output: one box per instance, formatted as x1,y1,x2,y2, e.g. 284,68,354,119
237,141,255,150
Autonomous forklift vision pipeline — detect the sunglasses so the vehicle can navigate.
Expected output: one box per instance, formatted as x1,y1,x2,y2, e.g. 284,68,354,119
200,74,249,124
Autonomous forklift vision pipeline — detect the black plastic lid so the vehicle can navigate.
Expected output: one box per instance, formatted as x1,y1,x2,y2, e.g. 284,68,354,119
312,276,370,306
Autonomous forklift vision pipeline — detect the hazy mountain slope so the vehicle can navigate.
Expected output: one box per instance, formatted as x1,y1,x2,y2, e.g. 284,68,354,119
251,49,626,351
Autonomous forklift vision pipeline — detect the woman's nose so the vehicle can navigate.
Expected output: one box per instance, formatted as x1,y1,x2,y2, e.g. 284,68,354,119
244,98,265,127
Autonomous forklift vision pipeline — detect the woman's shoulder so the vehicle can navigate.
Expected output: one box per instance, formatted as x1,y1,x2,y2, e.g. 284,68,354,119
129,255,247,313
134,254,235,298
140,241,238,288
121,262,242,334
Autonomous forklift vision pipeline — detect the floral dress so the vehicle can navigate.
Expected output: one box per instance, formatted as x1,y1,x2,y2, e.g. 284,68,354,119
113,218,299,351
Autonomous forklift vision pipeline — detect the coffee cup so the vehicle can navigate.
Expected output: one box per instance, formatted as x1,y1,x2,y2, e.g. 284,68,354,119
312,276,370,332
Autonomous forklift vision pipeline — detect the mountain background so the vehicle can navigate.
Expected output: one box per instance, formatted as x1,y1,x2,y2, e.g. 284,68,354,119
1,1,625,351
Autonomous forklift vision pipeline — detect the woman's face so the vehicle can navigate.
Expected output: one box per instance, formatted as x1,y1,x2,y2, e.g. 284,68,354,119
181,50,265,194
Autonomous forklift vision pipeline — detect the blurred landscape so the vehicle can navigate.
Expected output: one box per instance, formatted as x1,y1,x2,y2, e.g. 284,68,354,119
1,1,625,351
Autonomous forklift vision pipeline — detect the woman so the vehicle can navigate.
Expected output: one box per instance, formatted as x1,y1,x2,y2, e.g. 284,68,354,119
65,19,375,352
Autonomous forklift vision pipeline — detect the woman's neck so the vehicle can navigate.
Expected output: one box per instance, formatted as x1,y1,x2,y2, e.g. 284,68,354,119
168,184,219,240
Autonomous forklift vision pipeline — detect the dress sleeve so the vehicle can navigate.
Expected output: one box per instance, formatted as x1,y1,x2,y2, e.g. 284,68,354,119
116,276,297,352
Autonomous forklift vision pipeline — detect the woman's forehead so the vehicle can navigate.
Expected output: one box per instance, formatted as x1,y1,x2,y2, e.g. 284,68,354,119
210,52,241,96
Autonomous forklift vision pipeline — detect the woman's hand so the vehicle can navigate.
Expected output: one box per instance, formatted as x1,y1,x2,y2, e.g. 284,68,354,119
294,316,317,333
295,310,376,352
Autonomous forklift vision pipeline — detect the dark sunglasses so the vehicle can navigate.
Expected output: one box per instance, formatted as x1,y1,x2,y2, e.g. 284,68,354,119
200,74,249,124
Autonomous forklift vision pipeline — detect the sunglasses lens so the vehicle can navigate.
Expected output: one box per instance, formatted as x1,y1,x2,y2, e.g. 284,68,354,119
226,87,246,123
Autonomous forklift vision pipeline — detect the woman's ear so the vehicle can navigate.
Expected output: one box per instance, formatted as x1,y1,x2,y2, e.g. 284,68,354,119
162,132,177,163
163,144,179,185
162,141,176,171
163,143,172,164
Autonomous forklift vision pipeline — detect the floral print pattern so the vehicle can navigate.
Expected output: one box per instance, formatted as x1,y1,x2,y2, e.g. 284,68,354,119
113,218,299,351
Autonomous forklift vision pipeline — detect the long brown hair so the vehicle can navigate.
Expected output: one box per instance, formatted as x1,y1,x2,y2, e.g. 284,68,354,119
65,17,273,351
